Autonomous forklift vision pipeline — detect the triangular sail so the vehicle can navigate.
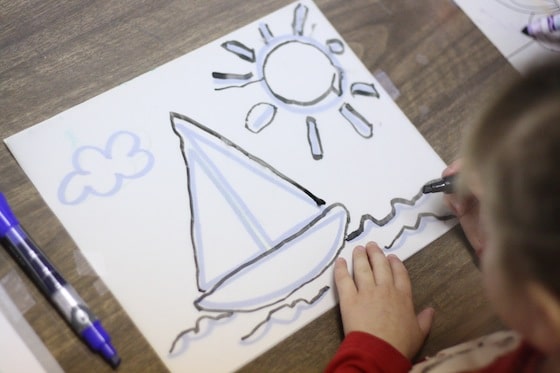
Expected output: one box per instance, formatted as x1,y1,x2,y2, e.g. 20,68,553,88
171,113,325,291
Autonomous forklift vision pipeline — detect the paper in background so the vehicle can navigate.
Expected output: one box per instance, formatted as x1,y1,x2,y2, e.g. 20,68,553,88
455,0,560,73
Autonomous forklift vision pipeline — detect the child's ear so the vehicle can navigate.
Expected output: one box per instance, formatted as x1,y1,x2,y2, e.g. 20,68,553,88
527,281,560,355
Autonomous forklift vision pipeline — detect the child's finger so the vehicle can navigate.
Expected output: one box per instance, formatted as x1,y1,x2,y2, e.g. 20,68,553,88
442,159,462,177
333,257,357,299
444,193,464,216
365,242,393,286
351,246,375,291
387,254,412,295
442,159,465,215
416,307,435,339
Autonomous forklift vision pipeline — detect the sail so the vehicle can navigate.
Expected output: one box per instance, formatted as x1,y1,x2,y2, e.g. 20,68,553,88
172,113,327,291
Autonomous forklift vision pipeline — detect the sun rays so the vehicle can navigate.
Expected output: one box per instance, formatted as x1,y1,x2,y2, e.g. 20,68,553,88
212,3,380,160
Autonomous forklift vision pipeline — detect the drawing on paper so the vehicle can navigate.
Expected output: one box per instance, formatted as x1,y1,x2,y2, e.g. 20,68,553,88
240,286,330,342
170,286,331,353
346,190,455,248
58,131,154,205
168,111,348,352
213,3,380,160
4,1,458,371
495,0,560,53
170,111,348,305
167,111,454,353
384,211,455,250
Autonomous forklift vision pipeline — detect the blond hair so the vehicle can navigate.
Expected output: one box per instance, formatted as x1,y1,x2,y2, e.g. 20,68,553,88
462,62,560,297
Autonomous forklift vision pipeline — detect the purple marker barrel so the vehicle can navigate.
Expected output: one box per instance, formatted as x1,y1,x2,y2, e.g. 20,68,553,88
0,193,121,368
522,13,560,36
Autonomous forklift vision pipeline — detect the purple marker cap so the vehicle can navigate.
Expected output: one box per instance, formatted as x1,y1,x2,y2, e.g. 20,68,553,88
82,320,121,368
0,193,19,238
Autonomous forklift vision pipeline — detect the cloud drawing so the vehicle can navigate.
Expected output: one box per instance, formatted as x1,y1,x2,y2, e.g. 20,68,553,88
58,131,154,205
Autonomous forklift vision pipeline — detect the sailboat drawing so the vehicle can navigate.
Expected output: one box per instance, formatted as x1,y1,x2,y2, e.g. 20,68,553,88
170,112,349,312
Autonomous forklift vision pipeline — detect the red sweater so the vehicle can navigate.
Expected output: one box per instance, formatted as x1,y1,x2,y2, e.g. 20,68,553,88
325,332,411,373
325,331,543,373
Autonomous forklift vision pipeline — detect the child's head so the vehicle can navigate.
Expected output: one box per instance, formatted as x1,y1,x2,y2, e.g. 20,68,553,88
461,62,560,354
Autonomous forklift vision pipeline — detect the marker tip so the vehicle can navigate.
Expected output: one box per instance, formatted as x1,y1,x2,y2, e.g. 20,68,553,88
109,354,121,369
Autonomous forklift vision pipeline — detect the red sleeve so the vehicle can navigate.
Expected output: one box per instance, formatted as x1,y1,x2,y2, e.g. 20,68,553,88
325,331,412,373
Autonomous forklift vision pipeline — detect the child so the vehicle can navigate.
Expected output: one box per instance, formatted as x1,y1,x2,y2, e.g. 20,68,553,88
326,62,560,372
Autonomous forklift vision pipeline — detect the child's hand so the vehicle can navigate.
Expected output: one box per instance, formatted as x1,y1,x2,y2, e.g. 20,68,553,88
333,242,434,360
442,160,485,256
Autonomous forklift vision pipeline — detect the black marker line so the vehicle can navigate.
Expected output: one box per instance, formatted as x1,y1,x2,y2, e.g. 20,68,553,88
212,72,254,80
171,112,325,207
339,103,374,138
331,67,343,96
306,116,323,160
194,203,348,312
221,41,255,62
292,3,309,36
326,39,345,54
245,102,277,133
241,286,330,341
170,115,203,291
169,311,234,354
346,189,424,241
170,111,327,292
351,82,380,98
259,23,274,44
213,78,263,91
384,212,456,249
262,40,343,107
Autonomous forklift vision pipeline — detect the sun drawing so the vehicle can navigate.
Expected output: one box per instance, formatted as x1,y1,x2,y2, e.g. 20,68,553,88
212,3,380,160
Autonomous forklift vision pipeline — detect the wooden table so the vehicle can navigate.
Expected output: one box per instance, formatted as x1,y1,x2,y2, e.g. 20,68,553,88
0,0,516,371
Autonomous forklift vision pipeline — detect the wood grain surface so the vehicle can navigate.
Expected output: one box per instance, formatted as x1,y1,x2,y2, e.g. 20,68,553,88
0,0,517,372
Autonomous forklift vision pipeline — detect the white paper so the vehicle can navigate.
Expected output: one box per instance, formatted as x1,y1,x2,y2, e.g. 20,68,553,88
455,0,560,73
5,1,455,371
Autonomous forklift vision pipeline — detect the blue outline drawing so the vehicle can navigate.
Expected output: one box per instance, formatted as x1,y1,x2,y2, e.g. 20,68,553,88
58,131,154,205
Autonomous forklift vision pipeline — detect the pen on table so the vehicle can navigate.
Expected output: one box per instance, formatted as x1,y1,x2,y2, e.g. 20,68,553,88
522,13,560,37
422,174,456,194
0,192,121,369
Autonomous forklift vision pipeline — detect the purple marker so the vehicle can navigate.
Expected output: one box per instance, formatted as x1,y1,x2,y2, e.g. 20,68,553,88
522,13,560,37
0,192,120,368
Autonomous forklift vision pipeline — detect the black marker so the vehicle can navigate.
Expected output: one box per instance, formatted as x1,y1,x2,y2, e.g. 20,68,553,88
422,174,456,194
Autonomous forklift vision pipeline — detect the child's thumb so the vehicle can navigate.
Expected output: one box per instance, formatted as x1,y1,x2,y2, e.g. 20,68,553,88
417,307,435,338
